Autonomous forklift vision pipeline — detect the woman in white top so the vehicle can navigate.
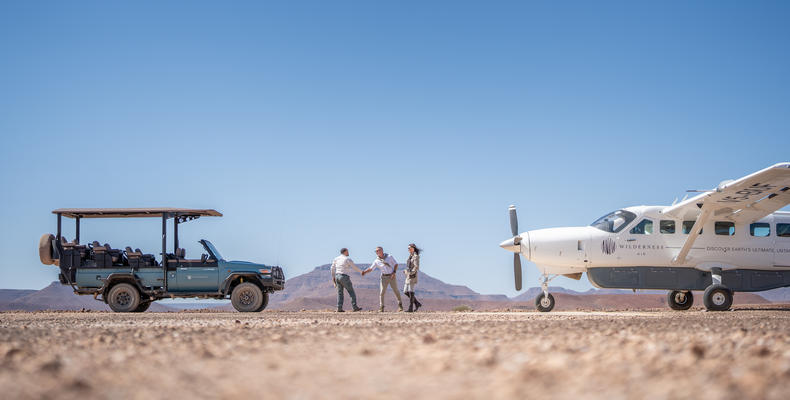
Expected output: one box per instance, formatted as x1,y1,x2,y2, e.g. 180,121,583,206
403,243,422,312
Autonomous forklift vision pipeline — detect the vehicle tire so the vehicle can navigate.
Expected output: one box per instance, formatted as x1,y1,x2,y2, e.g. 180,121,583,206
39,234,55,265
231,282,264,312
254,292,270,312
667,290,693,310
535,293,555,312
106,283,141,313
703,284,733,312
134,302,151,313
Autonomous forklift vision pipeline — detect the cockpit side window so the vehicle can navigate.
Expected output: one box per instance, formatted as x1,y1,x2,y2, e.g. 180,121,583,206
660,220,675,234
590,210,637,233
629,219,653,235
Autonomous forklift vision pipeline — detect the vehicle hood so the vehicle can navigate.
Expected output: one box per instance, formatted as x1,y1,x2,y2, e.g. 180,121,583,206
221,260,267,269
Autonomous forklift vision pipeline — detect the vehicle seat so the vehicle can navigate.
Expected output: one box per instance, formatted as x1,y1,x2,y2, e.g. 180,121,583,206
104,243,122,263
136,248,159,266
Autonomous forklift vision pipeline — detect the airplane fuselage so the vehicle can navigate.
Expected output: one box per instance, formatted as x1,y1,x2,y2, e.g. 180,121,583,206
503,206,790,292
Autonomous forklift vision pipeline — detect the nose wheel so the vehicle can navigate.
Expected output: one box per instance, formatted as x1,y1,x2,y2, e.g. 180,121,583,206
535,274,557,312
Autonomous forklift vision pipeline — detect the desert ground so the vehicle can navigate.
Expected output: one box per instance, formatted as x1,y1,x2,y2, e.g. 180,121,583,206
1,307,789,400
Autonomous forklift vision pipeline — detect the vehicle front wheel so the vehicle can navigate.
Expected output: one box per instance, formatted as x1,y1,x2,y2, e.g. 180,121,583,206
254,292,270,312
535,293,555,312
107,283,141,313
231,282,264,312
703,284,733,311
667,290,693,310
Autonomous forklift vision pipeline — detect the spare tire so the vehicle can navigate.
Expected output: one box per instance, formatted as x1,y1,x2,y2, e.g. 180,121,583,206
39,234,55,265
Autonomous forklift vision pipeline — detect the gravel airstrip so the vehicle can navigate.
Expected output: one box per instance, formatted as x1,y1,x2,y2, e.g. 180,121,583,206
1,307,789,399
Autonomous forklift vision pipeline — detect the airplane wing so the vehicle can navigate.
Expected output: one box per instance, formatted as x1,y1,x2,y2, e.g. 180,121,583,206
662,162,790,264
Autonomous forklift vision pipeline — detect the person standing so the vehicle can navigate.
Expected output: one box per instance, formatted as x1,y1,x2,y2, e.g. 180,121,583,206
363,246,403,312
331,248,363,312
403,243,422,312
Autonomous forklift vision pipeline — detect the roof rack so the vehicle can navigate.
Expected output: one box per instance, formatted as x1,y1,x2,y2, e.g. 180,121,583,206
52,208,222,219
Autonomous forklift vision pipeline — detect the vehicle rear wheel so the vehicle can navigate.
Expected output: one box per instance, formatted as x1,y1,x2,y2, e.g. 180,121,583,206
254,292,270,312
39,234,55,265
134,302,151,313
703,284,733,311
106,283,141,312
231,282,264,312
667,290,693,310
535,293,555,312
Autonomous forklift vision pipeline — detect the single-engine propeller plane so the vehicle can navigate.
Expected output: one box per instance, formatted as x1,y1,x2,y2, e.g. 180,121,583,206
500,162,790,312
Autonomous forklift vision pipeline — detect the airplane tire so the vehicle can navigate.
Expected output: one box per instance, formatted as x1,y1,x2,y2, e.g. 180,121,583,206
107,283,141,313
39,234,55,265
231,282,264,312
667,290,693,310
703,284,733,311
535,293,555,312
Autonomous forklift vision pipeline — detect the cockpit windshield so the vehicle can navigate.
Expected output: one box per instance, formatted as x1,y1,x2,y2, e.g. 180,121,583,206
590,210,637,233
201,240,224,260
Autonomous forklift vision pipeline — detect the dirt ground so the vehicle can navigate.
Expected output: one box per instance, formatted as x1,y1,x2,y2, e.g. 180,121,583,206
1,308,789,400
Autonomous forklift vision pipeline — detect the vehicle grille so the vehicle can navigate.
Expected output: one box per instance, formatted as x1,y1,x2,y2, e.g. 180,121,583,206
272,267,284,280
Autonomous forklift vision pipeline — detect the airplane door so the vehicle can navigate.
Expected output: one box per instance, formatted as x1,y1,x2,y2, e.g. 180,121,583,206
775,220,790,267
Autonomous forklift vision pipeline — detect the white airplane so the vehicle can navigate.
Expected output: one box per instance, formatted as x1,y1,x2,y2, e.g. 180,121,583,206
500,162,790,312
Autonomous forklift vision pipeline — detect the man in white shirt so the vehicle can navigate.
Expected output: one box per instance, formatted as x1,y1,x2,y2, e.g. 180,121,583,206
363,246,403,312
331,248,363,312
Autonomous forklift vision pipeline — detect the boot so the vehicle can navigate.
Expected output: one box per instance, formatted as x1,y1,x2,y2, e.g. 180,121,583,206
406,293,414,312
414,297,422,312
398,302,404,312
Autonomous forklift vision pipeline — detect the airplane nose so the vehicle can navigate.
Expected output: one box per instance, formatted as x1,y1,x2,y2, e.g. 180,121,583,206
500,237,520,253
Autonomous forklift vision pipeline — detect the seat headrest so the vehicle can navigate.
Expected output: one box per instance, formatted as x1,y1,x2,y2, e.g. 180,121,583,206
92,241,100,247
135,248,142,253
125,247,133,253
60,236,68,244
176,248,185,258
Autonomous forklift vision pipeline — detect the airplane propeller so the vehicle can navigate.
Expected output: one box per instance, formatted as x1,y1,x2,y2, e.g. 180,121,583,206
509,205,523,291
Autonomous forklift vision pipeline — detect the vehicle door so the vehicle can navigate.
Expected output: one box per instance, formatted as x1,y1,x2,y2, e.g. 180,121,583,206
173,246,220,291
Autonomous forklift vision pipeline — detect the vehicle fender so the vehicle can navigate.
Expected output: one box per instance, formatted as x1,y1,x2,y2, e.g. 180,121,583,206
221,273,264,295
102,273,147,301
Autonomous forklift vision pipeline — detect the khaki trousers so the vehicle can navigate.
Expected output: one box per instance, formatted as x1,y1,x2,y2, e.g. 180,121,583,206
379,274,402,308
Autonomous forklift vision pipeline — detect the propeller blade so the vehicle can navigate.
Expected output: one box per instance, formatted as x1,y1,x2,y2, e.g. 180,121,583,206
514,253,522,291
509,205,518,237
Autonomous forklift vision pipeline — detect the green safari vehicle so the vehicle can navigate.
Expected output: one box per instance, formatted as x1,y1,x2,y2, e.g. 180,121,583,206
38,208,285,312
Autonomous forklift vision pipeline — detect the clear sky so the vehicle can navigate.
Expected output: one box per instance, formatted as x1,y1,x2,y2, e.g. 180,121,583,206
1,1,789,297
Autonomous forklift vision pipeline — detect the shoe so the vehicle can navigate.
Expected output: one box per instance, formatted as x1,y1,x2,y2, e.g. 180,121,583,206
337,309,345,313
415,302,422,311
353,306,362,312
407,305,414,312
398,303,404,312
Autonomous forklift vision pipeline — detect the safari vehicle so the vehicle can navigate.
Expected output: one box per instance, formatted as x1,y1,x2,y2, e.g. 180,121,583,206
38,208,284,312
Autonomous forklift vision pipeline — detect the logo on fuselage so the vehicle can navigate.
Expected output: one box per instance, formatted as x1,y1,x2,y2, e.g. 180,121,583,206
602,238,616,255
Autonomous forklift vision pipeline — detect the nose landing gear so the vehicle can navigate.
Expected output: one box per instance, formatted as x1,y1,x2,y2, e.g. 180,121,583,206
535,274,557,312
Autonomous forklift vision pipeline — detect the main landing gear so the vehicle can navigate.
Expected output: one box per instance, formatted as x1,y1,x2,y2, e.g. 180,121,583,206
535,274,557,312
668,268,734,311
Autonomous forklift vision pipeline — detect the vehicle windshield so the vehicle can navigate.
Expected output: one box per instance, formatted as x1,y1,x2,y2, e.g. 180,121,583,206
201,240,223,260
590,210,637,233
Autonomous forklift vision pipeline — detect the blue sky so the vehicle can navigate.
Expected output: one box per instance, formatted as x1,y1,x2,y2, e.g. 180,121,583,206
1,1,789,296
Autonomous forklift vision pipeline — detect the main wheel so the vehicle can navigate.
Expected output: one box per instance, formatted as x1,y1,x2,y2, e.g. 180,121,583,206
133,302,151,313
254,292,270,312
106,283,141,313
231,282,264,312
535,293,555,312
667,290,694,310
703,284,733,311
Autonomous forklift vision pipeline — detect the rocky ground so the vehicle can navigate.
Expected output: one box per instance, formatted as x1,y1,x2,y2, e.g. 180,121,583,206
1,307,789,400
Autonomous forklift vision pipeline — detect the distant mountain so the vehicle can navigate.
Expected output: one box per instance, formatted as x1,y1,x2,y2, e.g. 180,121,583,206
0,282,175,312
757,287,790,302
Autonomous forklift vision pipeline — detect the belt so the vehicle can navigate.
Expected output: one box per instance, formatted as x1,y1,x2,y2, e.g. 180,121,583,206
381,273,394,277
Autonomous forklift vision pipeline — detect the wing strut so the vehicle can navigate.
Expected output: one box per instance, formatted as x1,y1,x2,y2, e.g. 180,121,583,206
672,206,712,265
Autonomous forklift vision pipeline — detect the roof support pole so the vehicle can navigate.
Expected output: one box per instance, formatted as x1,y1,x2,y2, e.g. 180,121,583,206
56,213,62,242
174,216,179,252
162,214,168,290
75,217,80,244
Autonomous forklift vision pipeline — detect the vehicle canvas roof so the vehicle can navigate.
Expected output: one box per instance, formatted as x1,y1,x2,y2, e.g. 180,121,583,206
51,208,223,219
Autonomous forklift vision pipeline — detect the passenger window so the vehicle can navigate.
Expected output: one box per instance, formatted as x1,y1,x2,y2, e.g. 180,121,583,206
630,219,653,235
715,221,735,236
750,223,770,237
659,220,675,234
682,221,702,234
778,223,790,238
